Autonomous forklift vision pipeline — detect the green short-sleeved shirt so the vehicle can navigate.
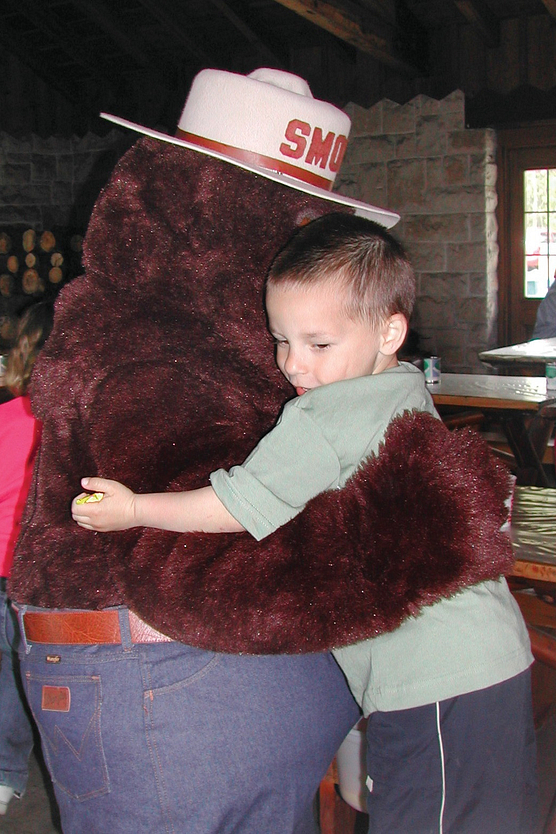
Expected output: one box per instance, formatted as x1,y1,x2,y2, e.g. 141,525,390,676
210,364,433,540
210,363,532,714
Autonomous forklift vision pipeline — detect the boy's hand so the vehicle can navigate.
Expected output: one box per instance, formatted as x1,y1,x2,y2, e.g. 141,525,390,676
72,477,137,532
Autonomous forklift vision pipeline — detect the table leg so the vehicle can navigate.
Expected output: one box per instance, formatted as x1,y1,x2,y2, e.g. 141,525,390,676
500,413,552,487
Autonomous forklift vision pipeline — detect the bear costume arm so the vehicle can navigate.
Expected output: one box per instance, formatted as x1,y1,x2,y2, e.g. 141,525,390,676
118,411,514,654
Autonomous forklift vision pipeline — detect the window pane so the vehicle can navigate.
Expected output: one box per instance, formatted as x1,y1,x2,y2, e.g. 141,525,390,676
525,213,545,253
550,170,556,210
523,169,556,298
524,169,548,212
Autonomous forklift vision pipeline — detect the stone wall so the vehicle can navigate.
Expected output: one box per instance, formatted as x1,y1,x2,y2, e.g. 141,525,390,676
337,90,498,373
0,130,130,232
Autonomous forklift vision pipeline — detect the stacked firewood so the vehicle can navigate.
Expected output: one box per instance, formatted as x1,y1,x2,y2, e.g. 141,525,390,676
0,227,83,351
0,228,83,298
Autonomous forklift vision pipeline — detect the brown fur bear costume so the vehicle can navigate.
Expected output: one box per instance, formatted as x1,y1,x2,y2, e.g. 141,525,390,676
10,135,514,653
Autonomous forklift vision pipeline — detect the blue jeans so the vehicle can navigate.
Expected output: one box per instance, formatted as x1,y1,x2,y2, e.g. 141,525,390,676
0,587,35,795
18,605,360,833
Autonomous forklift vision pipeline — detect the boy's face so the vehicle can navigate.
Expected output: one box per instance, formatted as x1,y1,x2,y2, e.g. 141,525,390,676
266,279,399,396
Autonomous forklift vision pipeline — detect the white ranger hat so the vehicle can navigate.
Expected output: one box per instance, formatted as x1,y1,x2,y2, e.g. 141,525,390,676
101,67,399,228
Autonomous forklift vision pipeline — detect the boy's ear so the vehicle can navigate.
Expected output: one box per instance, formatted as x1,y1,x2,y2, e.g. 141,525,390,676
380,313,408,355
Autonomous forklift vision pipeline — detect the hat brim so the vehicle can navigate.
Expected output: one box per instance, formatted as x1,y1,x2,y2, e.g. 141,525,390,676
100,113,400,229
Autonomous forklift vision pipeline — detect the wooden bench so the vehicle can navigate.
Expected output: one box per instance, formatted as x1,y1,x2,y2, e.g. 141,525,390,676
508,487,556,834
507,486,556,722
319,759,368,834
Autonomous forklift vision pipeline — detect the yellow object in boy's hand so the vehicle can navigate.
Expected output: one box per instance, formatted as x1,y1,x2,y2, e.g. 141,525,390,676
75,492,104,505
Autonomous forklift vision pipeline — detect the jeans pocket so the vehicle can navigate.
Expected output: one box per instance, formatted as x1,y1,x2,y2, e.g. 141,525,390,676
24,671,110,801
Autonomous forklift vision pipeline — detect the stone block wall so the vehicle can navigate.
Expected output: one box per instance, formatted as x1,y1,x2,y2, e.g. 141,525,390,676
0,130,130,232
337,90,498,373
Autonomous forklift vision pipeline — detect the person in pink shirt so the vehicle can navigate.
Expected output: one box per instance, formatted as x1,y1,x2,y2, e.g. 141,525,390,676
0,301,53,815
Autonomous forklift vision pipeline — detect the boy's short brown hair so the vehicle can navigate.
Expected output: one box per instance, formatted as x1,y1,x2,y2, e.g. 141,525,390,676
266,212,415,327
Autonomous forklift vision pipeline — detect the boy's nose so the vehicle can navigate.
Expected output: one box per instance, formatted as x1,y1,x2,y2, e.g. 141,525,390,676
283,348,304,377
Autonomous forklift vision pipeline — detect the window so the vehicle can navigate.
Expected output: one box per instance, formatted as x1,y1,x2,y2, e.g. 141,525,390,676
497,125,556,344
524,169,556,299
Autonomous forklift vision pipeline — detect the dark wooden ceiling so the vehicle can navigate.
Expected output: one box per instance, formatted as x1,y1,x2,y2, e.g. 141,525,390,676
0,0,555,136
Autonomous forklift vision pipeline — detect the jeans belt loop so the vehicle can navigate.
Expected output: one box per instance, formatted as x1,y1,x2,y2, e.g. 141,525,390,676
118,607,133,652
13,604,31,654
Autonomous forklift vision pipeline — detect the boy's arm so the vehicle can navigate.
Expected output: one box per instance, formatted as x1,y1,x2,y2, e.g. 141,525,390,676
71,477,245,534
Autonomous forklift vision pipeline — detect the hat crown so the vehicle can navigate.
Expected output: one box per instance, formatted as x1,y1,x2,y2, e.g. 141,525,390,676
176,68,351,191
247,68,312,97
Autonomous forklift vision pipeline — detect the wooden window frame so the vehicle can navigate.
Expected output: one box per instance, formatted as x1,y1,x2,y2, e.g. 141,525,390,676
497,123,556,345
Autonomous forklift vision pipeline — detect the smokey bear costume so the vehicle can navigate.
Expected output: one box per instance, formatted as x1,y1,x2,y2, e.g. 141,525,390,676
9,70,516,832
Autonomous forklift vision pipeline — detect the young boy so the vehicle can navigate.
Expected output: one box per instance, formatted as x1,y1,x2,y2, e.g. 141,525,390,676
73,213,537,833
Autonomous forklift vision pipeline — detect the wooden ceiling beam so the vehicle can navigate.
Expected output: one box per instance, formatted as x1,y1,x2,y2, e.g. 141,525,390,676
452,0,500,48
71,0,171,76
357,0,396,25
4,0,114,88
539,0,556,21
0,18,83,107
207,0,284,68
135,0,211,64
272,0,418,75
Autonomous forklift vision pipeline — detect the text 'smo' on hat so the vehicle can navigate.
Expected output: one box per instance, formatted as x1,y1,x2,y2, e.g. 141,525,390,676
101,68,399,228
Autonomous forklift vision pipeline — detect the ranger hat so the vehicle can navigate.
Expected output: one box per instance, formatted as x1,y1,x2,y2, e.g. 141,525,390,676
101,67,399,228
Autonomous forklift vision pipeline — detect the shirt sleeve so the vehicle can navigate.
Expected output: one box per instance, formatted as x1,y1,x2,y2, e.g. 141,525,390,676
532,282,556,339
210,402,341,540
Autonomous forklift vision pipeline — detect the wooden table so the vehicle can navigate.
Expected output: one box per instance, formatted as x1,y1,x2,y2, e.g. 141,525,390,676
479,337,556,373
430,374,556,487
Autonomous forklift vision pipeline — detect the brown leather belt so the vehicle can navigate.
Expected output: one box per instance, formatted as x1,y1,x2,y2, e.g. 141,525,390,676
22,609,173,645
